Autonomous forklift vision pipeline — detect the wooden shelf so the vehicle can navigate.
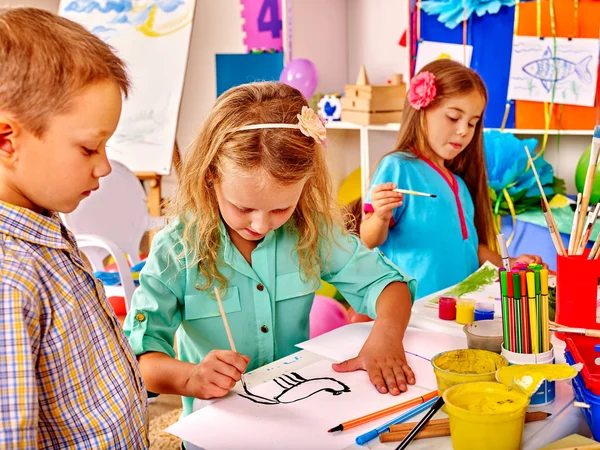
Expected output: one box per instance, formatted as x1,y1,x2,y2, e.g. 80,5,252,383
326,121,592,136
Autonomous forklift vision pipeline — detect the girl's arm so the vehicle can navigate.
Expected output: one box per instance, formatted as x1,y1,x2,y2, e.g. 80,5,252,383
360,183,404,248
138,351,249,400
360,212,390,248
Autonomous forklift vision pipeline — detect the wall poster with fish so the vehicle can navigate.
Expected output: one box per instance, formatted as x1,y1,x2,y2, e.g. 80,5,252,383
507,36,599,107
59,0,196,174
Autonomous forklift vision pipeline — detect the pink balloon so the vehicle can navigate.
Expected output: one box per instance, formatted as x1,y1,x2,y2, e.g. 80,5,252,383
279,58,318,99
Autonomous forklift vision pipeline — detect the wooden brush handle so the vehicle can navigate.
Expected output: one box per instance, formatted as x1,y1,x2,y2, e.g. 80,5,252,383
380,425,450,442
585,329,600,338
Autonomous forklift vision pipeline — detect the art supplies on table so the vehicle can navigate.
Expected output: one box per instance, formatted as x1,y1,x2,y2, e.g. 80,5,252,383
498,266,550,356
438,296,457,321
379,412,551,442
327,390,438,432
463,320,503,353
474,302,495,321
394,396,445,449
455,299,475,325
355,397,439,445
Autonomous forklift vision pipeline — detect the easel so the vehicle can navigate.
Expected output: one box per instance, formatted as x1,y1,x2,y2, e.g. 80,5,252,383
135,143,182,242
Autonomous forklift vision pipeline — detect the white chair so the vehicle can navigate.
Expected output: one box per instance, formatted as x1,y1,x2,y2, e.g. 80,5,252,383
61,160,161,311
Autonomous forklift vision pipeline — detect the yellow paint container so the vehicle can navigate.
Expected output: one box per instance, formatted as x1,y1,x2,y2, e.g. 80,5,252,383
443,381,529,450
456,298,476,324
431,349,508,394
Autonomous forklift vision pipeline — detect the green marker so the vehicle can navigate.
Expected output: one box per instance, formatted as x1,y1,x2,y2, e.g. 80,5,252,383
534,267,543,350
500,270,510,350
513,273,523,354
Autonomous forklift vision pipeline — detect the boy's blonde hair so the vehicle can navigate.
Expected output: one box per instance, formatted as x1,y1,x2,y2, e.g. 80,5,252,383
0,7,129,137
172,81,342,290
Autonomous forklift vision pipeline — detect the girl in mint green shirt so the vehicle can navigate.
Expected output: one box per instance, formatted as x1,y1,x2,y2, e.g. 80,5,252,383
124,82,416,418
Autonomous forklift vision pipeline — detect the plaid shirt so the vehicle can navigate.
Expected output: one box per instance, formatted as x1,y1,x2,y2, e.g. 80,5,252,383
0,201,148,449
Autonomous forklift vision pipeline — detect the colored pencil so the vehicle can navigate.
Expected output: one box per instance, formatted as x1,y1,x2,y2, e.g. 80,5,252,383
327,390,438,432
574,126,600,248
497,234,511,270
500,270,510,350
524,145,566,256
393,188,437,198
380,412,551,443
569,193,583,255
394,397,445,450
355,397,438,445
512,272,523,354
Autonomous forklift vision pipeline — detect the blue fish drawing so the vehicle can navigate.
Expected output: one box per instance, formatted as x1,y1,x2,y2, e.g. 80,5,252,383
522,46,593,92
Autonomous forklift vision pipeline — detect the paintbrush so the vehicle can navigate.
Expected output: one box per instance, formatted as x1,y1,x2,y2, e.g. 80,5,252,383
394,188,437,198
541,200,566,257
568,193,582,255
549,325,600,338
576,203,600,255
574,126,600,246
524,145,566,256
214,287,247,387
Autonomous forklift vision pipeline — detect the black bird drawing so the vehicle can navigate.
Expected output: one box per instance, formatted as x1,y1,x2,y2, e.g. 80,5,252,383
239,372,351,405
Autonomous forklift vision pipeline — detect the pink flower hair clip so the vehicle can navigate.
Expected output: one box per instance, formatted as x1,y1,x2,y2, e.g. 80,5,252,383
408,72,437,110
297,106,327,145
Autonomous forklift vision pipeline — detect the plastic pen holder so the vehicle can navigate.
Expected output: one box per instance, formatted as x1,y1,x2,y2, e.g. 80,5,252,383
555,253,600,341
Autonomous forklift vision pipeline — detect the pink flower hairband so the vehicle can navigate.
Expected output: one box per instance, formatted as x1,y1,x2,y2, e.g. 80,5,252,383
408,71,437,110
233,106,327,145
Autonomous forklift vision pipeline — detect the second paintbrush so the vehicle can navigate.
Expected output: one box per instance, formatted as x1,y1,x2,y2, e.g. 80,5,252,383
394,189,437,198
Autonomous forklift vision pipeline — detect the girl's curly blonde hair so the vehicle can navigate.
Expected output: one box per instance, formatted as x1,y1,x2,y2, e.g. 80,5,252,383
169,81,343,290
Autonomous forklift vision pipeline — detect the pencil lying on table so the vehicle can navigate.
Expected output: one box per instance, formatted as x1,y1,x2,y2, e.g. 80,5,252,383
379,412,550,442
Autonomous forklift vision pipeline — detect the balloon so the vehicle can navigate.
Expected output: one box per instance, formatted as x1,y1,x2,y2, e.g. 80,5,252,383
279,58,318,99
575,145,600,203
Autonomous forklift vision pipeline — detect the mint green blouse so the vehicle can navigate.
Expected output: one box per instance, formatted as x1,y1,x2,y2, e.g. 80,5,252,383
124,220,415,416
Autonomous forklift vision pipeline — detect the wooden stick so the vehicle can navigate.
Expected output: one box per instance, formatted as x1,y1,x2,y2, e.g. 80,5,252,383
549,325,600,339
214,287,237,352
574,139,600,248
381,412,550,442
576,203,600,255
524,146,566,256
569,193,583,255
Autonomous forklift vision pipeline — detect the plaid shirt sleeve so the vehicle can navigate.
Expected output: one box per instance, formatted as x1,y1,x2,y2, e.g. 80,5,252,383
0,265,41,447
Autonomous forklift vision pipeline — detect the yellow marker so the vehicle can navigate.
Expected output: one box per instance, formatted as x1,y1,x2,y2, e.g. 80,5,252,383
527,272,539,354
540,269,550,353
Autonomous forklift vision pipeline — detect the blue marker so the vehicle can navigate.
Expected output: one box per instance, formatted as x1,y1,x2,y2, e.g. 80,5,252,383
355,397,438,445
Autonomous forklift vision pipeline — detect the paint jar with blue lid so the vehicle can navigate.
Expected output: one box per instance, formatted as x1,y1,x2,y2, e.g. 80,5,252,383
474,303,495,321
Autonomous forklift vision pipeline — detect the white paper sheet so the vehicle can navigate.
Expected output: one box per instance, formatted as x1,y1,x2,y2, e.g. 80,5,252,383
166,360,434,449
295,324,466,389
415,40,473,74
507,36,599,107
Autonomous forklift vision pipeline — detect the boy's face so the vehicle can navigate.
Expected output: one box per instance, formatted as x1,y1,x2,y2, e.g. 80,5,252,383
0,81,123,214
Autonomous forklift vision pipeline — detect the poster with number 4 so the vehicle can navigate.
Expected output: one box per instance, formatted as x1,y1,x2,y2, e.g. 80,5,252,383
240,0,283,52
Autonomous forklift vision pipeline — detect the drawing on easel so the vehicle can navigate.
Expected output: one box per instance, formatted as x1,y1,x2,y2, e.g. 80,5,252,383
507,36,599,107
415,40,473,74
239,372,350,405
58,0,196,175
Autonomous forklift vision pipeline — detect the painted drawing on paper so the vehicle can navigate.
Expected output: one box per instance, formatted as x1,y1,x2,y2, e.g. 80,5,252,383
58,0,196,174
507,36,599,107
239,372,350,405
415,40,473,74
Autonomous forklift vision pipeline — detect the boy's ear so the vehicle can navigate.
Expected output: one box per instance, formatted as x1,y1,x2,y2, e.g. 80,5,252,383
0,117,19,165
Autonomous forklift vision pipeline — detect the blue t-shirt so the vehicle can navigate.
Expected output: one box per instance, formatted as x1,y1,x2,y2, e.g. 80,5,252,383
365,153,479,299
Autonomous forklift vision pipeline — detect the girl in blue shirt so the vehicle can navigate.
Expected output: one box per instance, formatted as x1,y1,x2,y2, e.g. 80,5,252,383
124,82,417,418
360,60,545,300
